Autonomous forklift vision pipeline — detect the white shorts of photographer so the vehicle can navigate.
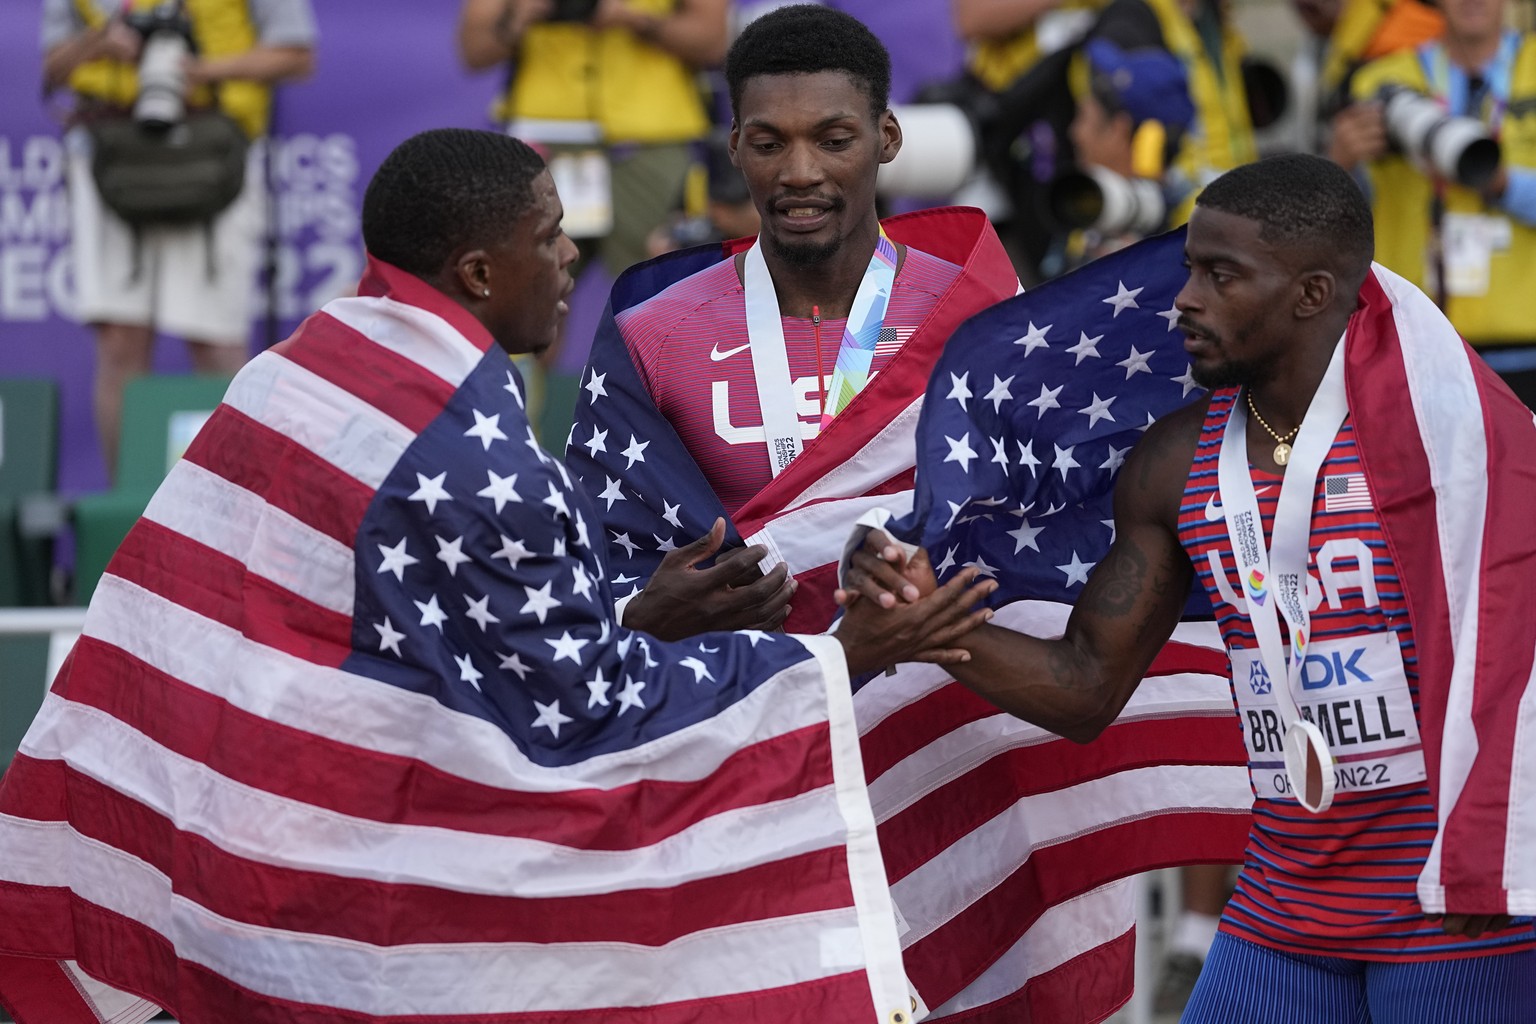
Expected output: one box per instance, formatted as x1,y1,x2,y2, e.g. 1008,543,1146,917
64,125,266,346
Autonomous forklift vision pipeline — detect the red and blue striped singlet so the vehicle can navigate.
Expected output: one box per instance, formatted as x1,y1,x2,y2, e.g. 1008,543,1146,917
1176,388,1536,959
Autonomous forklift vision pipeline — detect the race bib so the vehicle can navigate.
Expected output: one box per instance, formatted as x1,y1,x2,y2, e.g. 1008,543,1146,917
1231,633,1426,801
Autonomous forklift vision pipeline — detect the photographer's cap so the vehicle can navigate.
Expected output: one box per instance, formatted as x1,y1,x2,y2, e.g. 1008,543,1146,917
1084,39,1196,135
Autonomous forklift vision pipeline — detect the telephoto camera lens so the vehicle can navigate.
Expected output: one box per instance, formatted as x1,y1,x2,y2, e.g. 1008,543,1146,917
1045,166,1167,235
133,30,190,130
1379,85,1502,189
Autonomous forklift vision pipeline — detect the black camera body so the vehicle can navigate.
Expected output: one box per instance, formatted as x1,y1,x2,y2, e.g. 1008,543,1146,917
547,0,601,23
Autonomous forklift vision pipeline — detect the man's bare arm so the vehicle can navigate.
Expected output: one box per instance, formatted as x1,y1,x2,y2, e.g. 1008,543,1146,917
842,401,1206,741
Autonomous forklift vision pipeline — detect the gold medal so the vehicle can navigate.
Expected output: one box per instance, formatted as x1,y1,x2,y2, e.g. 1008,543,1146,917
1273,443,1292,466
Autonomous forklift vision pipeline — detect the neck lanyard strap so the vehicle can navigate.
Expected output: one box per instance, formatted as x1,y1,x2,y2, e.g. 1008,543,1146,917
742,231,898,477
1216,337,1348,809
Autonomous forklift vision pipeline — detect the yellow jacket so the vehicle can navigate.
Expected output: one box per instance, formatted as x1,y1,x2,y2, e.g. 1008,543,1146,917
498,0,708,145
1352,36,1536,344
69,0,270,139
967,0,1106,93
1143,0,1256,223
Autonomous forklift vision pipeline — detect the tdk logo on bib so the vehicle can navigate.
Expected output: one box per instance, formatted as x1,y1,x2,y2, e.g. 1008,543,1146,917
1300,647,1373,690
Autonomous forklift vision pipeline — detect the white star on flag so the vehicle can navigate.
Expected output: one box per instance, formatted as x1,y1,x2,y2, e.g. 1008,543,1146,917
584,369,608,403
1028,383,1063,419
946,371,972,411
1172,365,1201,397
679,657,715,683
1116,346,1154,378
1014,320,1051,355
477,470,521,513
963,554,999,578
520,580,561,624
545,630,589,665
741,630,774,646
414,594,447,631
407,472,452,515
1057,551,1096,586
654,534,676,553
435,535,471,576
571,565,595,601
983,374,1015,413
502,370,524,407
1052,444,1080,480
1103,280,1143,317
586,668,612,708
1099,444,1132,473
464,409,508,450
542,482,570,519
1066,331,1103,365
945,433,978,473
498,650,532,679
1006,519,1044,553
662,501,683,529
373,617,404,656
1158,304,1182,331
492,534,533,569
990,436,1009,466
530,698,573,737
612,531,640,558
1078,392,1117,430
455,652,484,691
465,594,500,632
621,435,650,469
376,537,418,581
1017,439,1041,476
599,477,627,510
615,676,646,714
582,427,608,458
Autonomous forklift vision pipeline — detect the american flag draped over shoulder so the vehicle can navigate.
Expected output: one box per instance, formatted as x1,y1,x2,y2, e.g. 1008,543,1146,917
0,259,918,1023
568,221,1250,1020
859,230,1253,1021
1344,264,1536,917
565,207,1021,633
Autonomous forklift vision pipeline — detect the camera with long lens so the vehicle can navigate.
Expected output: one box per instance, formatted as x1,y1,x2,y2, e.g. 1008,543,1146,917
1379,84,1502,189
124,3,195,131
1044,165,1166,235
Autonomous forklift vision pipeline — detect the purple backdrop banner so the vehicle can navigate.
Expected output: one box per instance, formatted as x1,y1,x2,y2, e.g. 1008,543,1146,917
0,0,964,497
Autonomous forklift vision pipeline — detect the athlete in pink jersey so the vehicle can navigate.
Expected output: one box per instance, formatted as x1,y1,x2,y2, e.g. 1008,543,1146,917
587,5,1018,642
843,154,1536,1020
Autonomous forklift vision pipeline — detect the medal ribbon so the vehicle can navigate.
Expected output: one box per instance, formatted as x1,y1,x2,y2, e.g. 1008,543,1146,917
742,230,898,476
1216,337,1348,812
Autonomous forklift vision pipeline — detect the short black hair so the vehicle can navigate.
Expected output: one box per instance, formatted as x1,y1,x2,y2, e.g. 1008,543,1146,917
362,128,546,278
1196,153,1374,291
726,4,891,120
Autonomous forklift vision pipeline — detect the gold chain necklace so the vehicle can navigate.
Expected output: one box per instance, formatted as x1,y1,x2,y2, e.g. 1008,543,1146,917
1246,390,1300,466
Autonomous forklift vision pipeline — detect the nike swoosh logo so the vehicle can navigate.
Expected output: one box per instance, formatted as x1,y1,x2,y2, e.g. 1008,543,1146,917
1205,485,1274,522
710,342,751,362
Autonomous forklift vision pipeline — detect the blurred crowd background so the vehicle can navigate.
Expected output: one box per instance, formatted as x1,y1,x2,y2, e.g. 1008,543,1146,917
6,3,1536,1019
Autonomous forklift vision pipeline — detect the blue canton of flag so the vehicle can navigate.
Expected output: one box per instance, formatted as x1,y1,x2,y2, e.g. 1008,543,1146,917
886,229,1211,618
346,348,804,767
566,246,746,599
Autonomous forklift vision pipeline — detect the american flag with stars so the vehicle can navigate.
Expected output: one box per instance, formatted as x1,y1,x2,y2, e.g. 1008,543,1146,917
570,222,1252,1021
0,258,918,1023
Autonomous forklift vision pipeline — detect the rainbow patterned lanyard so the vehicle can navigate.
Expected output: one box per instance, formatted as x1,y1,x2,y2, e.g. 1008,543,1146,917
819,230,899,429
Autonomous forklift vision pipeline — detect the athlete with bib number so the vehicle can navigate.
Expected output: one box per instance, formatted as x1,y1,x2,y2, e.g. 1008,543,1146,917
842,154,1536,1022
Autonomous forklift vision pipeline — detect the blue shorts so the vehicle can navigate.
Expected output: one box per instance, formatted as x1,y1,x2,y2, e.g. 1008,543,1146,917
1181,932,1536,1024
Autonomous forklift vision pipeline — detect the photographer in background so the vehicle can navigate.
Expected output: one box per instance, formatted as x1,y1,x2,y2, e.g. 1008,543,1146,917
41,0,316,479
1329,0,1536,408
1050,38,1195,264
457,0,725,284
